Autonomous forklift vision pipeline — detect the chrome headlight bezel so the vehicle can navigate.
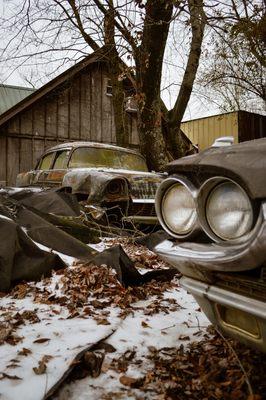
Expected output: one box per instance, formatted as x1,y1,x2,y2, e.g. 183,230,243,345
155,176,199,239
197,177,254,242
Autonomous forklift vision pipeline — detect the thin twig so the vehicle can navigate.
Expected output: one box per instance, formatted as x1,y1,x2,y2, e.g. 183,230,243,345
214,327,253,396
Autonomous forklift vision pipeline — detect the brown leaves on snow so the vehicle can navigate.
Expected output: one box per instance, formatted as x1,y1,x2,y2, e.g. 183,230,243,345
32,355,53,375
0,309,40,346
1,241,178,348
113,331,266,400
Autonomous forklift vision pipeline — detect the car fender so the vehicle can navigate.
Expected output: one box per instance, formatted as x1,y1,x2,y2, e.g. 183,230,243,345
61,169,130,203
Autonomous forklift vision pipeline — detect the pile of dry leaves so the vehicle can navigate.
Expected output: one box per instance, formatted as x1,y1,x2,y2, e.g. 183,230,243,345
0,241,179,347
100,329,265,400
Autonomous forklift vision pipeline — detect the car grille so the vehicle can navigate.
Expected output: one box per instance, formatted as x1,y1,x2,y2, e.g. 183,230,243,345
130,180,160,199
128,202,157,217
216,272,266,302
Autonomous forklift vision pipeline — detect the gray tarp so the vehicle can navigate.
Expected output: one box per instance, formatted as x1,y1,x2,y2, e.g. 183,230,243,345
0,189,174,292
0,215,66,292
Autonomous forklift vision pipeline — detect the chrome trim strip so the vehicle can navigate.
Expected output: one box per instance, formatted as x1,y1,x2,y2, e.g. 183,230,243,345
123,216,158,224
132,199,155,204
181,277,266,320
154,202,266,272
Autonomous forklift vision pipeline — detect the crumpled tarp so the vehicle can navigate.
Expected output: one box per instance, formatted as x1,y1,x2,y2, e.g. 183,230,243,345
0,190,95,292
0,188,173,292
0,215,66,292
7,189,81,216
89,244,177,287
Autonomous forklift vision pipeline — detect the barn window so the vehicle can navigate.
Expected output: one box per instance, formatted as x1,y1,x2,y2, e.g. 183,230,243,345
106,79,113,96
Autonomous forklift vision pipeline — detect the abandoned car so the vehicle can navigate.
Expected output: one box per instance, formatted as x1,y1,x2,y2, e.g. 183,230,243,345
16,142,163,225
155,138,266,352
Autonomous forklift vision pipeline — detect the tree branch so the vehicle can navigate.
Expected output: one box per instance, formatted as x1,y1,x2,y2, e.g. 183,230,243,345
168,0,206,128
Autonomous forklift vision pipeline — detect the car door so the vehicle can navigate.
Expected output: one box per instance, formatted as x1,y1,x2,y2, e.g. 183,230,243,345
47,149,71,186
35,149,71,187
31,151,56,186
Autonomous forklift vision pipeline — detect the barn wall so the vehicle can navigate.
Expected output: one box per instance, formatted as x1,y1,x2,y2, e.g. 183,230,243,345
0,63,138,185
238,111,266,142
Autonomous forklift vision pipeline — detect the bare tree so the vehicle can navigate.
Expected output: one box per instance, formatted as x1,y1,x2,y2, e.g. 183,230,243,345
198,0,266,114
0,0,206,169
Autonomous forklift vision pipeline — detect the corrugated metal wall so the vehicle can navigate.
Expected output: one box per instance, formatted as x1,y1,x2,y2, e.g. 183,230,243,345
181,112,239,150
0,85,35,115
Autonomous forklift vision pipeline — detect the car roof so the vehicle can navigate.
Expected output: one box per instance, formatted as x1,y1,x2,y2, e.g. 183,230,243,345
43,141,145,159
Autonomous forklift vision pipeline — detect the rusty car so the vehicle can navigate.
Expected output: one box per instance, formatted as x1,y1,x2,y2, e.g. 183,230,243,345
16,141,163,225
154,138,266,352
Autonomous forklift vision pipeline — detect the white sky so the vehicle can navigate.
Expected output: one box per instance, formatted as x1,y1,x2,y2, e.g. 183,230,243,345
0,0,220,121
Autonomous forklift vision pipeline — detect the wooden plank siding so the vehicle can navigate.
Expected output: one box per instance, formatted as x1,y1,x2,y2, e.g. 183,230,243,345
0,136,7,185
0,63,138,185
7,137,20,185
80,71,91,140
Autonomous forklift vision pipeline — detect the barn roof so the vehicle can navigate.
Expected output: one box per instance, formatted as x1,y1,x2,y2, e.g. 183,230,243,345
0,51,103,128
0,84,35,115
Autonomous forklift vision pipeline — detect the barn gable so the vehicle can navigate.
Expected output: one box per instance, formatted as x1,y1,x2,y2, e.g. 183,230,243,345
0,53,138,185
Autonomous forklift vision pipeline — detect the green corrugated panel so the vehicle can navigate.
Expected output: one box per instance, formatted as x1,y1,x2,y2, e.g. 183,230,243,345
0,84,35,115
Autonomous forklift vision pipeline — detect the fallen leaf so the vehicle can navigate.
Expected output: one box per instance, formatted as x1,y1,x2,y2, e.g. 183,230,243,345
178,334,190,341
119,375,144,388
33,359,47,375
0,372,22,380
119,375,138,387
141,321,150,328
95,318,110,325
33,338,50,344
18,347,32,356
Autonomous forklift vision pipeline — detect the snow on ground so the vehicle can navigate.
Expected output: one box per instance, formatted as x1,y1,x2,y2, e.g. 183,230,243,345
55,286,209,400
0,238,210,400
0,272,121,400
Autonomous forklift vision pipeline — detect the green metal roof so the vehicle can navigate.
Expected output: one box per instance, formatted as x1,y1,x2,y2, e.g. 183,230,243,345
0,84,35,115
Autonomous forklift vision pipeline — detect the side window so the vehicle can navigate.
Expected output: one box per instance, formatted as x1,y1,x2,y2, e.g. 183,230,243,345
38,152,55,170
53,150,70,169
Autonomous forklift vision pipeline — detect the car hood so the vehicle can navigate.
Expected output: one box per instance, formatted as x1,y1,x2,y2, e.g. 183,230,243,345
62,167,163,201
166,138,266,199
67,167,162,179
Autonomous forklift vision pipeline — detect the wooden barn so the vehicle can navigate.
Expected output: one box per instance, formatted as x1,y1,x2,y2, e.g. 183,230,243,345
0,53,139,186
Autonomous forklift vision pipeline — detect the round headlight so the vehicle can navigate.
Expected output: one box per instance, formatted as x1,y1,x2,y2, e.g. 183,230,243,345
161,183,197,236
206,181,253,240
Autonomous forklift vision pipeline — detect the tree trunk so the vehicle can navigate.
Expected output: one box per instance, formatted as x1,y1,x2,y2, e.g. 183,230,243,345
104,2,129,148
135,0,173,170
138,100,169,171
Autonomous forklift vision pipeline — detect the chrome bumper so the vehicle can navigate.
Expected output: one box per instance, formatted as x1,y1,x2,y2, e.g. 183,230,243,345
181,277,266,320
181,276,266,352
154,202,266,272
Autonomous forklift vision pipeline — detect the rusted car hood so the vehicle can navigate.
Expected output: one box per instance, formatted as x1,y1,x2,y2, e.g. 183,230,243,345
63,167,163,201
65,167,161,179
166,138,266,199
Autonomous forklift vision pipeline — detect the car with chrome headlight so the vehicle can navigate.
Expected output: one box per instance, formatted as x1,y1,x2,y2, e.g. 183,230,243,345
154,138,266,352
16,141,162,226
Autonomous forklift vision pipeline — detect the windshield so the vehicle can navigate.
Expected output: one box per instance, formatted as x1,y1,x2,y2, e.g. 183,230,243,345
69,147,148,172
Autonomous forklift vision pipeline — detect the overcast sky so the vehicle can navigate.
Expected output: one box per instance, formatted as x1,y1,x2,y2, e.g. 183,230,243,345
0,0,220,121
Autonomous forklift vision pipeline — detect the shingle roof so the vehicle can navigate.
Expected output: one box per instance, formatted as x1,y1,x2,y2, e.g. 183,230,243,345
0,84,35,115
